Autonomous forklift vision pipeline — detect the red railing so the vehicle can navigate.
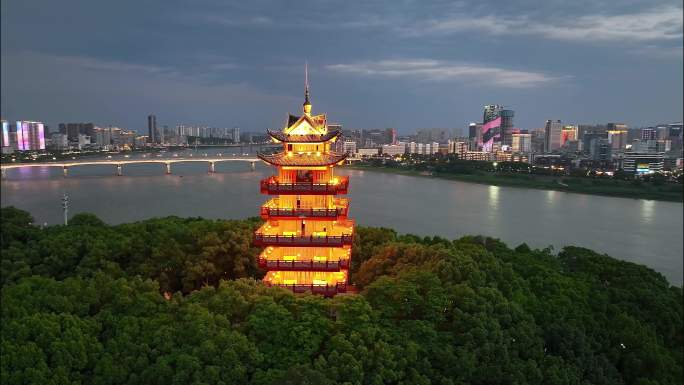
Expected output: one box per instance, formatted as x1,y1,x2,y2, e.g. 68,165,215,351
260,206,348,219
254,233,353,246
266,282,348,296
260,176,349,195
258,258,349,271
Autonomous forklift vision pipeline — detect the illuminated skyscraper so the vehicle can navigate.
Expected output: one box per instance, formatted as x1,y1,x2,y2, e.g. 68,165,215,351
512,133,532,153
482,105,514,150
544,120,562,153
482,105,502,152
15,121,46,151
561,125,578,147
607,127,629,152
254,69,353,296
1,120,9,149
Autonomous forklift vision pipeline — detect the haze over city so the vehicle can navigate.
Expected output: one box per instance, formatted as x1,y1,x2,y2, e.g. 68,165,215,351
2,0,683,133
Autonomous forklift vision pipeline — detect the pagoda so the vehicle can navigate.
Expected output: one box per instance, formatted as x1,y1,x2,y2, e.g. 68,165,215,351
254,68,353,296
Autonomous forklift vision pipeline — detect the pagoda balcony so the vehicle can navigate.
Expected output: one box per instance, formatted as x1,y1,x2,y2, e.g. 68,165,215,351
258,258,349,271
266,282,347,297
260,198,349,219
260,176,349,195
254,233,353,247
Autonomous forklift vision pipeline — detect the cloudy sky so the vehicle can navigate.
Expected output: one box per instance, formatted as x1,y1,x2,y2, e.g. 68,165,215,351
1,0,682,133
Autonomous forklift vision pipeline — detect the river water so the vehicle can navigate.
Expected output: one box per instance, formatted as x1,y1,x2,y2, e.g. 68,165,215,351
2,149,682,285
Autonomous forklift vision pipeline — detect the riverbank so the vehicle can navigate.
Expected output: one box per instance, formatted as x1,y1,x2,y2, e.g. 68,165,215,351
343,164,684,202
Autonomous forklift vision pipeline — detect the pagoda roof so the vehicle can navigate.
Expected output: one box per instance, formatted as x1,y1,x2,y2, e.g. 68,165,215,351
267,128,341,143
283,113,328,136
258,151,347,166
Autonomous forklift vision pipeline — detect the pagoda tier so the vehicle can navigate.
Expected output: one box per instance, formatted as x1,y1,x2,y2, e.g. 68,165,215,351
254,68,353,296
258,246,351,271
258,151,347,167
254,219,354,247
260,197,349,220
265,282,347,297
260,176,349,195
263,270,348,296
267,128,341,143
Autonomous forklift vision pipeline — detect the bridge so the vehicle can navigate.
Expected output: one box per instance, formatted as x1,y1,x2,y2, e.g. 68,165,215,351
1,157,261,178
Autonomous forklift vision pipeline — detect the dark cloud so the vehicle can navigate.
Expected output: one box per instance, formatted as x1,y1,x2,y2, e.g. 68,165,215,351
2,0,682,132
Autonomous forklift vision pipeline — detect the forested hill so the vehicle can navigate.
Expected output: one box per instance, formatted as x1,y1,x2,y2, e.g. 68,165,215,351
1,206,682,385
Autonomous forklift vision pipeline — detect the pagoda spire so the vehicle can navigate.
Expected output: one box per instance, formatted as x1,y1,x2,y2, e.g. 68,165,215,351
303,61,312,114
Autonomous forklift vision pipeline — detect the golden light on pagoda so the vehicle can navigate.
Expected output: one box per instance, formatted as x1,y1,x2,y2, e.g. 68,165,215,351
253,67,353,297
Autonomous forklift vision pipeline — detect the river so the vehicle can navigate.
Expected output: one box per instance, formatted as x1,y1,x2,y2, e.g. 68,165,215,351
2,149,682,285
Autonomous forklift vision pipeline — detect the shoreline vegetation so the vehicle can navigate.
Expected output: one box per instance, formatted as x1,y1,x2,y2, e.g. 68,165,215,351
343,161,684,202
1,207,682,384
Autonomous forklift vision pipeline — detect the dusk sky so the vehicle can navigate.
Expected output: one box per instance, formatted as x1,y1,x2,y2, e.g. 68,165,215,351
2,0,682,133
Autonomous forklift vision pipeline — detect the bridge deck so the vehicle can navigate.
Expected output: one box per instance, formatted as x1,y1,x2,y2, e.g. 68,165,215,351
0,157,260,169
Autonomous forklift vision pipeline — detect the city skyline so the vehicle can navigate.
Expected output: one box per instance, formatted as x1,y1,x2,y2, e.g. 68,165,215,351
1,0,682,133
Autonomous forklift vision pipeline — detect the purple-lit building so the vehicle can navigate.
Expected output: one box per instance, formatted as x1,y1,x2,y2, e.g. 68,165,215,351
15,121,46,151
481,104,514,151
1,120,9,148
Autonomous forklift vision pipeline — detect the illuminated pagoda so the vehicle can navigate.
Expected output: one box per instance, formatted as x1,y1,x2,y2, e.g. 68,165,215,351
254,67,353,296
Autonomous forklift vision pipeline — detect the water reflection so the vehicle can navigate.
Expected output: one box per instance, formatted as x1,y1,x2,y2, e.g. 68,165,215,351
488,185,500,210
544,190,557,207
640,199,655,225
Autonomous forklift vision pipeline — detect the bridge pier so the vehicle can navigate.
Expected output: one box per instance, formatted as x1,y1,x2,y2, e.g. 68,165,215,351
116,164,122,176
165,163,171,174
62,166,68,177
1,168,6,179
250,161,256,171
209,161,215,173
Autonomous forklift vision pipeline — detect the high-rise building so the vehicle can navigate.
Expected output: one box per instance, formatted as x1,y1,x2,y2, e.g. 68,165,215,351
606,123,627,131
341,129,361,147
415,128,448,144
254,77,353,296
50,133,69,150
482,105,503,152
231,127,240,143
641,127,658,141
387,128,397,145
512,133,532,153
607,129,628,152
15,121,46,151
1,120,9,149
500,109,515,147
342,140,357,155
381,143,406,157
483,104,503,123
544,120,562,153
480,105,513,150
561,125,578,146
361,128,396,147
589,138,611,162
622,152,665,174
468,122,482,151
448,140,468,157
147,115,157,143
59,122,96,141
